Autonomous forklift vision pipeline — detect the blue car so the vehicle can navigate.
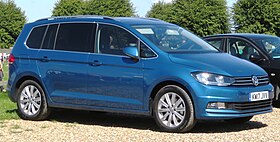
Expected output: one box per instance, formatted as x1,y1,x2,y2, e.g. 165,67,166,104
7,16,274,132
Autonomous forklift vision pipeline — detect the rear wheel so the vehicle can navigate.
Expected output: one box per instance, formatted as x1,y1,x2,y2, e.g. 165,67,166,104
16,80,50,120
225,116,253,124
153,85,196,132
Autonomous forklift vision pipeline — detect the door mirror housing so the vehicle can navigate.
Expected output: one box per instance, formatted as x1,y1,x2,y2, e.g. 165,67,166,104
123,46,139,60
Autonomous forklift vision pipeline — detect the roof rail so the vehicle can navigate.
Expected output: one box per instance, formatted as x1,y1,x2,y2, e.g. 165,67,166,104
145,17,163,21
35,15,114,22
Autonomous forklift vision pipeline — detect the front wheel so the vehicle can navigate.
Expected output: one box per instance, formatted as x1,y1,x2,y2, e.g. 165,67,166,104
273,84,280,106
153,85,196,132
16,80,51,120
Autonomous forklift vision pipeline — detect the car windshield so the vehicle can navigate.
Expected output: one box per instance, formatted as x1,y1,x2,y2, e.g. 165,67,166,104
253,36,280,59
133,24,218,53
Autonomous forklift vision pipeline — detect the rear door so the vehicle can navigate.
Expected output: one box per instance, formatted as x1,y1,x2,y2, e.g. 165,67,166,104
37,23,95,104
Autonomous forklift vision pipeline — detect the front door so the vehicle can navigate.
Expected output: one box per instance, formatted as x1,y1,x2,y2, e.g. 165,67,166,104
87,23,144,110
227,38,271,72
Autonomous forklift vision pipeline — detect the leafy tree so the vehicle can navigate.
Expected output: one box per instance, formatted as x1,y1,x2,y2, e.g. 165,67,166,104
52,0,85,16
171,0,230,37
0,0,26,49
233,0,280,36
84,0,135,17
146,1,172,22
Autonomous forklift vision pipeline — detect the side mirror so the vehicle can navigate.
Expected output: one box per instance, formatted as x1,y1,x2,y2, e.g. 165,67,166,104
123,46,139,60
249,53,265,62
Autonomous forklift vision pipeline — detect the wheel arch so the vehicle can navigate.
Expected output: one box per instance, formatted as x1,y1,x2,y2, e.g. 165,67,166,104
13,74,50,103
148,80,195,115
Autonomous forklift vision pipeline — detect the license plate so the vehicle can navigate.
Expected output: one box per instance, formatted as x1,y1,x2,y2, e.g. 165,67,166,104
250,91,269,102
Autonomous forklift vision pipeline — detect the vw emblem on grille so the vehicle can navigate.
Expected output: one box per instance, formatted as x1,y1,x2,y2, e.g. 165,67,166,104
252,76,259,86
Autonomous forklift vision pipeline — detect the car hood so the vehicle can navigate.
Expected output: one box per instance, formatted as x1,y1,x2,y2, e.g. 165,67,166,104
168,52,267,77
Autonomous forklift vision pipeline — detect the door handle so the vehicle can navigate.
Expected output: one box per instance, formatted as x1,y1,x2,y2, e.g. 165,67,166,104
40,56,50,62
89,60,102,66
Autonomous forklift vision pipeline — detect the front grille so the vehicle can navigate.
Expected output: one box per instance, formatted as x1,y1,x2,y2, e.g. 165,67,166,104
232,75,269,86
227,99,272,111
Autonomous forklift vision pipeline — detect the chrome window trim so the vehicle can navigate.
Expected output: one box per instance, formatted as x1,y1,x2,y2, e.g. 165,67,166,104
24,21,158,58
25,21,98,54
24,24,49,50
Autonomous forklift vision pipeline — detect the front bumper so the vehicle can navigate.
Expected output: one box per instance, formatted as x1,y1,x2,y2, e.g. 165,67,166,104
189,83,274,120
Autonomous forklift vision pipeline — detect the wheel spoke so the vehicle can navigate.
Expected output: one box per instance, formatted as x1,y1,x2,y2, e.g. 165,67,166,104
174,98,182,108
173,114,179,126
33,97,41,103
33,90,40,98
158,108,169,113
175,107,185,112
161,112,169,121
167,113,172,127
30,86,35,96
25,87,31,98
23,102,29,110
27,103,32,115
32,101,40,109
21,92,29,99
171,93,176,105
31,104,37,114
174,111,184,121
164,94,172,107
20,99,29,104
159,99,169,108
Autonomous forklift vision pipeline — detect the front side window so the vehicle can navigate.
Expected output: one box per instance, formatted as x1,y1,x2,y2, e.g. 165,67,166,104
253,37,280,59
26,26,47,49
228,38,260,60
55,23,94,52
133,24,217,53
97,24,138,56
140,42,156,58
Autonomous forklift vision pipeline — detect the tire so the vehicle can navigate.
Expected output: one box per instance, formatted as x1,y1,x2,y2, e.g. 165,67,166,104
153,85,196,132
272,84,280,106
16,80,51,120
225,116,253,124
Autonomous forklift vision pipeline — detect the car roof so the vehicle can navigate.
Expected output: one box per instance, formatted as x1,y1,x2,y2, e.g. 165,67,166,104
114,17,171,25
204,33,279,39
32,15,172,26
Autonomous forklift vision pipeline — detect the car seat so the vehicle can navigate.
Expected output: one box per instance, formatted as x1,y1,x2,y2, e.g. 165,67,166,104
241,46,254,60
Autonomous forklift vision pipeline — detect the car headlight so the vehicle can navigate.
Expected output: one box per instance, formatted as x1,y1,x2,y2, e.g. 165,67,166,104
192,72,234,86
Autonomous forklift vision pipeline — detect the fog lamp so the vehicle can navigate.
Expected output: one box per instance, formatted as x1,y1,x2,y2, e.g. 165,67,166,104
207,102,226,109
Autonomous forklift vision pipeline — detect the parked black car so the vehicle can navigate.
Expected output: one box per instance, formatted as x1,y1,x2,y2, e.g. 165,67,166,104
204,34,280,102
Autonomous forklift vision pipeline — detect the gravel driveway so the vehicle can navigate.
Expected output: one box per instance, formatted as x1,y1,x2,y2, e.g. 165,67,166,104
0,107,279,142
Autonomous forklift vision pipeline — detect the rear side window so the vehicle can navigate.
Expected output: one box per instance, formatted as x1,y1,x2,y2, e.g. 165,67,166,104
42,24,58,50
55,23,94,52
26,26,47,49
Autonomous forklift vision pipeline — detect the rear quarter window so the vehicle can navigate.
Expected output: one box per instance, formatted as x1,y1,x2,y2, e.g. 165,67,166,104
26,26,47,49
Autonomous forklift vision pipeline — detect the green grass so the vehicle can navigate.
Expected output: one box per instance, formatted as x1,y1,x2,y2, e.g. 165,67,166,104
0,61,19,120
0,92,19,120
